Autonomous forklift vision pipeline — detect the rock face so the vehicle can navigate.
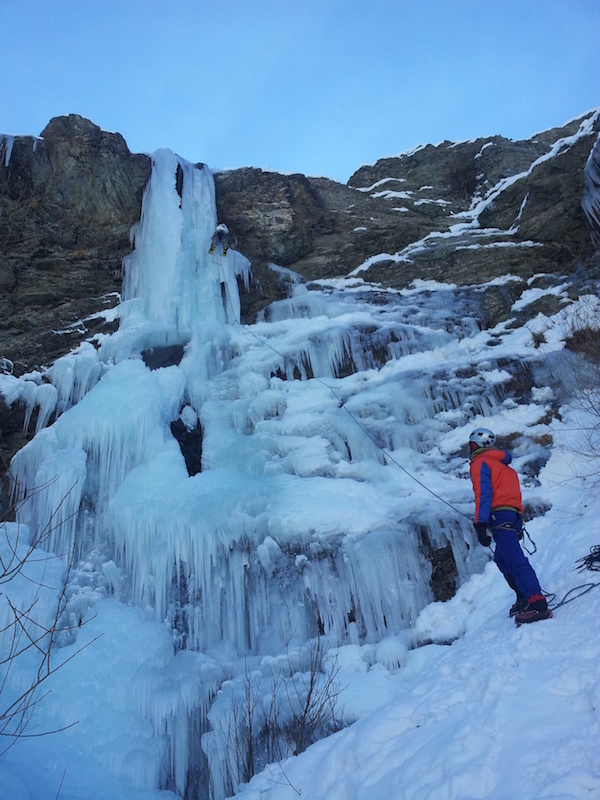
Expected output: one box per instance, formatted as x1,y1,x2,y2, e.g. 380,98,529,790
1,110,599,472
213,112,599,324
0,115,151,374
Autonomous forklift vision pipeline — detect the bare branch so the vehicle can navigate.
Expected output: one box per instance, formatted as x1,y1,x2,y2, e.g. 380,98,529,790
0,474,99,757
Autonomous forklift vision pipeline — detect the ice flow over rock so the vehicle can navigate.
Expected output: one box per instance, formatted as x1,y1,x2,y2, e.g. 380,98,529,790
4,147,578,798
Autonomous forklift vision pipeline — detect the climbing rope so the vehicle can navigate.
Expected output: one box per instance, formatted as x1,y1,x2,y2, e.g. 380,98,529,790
547,582,600,612
575,545,600,572
521,526,537,555
545,546,600,611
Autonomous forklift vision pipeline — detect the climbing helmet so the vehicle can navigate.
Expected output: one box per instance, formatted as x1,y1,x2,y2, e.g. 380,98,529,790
469,427,496,449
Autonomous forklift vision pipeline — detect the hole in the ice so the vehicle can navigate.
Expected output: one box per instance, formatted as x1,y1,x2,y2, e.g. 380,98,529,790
142,344,186,370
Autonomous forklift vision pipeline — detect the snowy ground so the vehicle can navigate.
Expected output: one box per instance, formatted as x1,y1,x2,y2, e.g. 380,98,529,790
233,419,600,800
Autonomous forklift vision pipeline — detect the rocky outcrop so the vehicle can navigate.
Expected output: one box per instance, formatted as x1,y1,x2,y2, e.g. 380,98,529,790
356,115,600,330
0,114,151,375
214,168,332,267
214,169,433,318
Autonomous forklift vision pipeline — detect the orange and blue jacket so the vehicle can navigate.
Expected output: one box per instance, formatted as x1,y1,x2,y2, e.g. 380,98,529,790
469,448,524,524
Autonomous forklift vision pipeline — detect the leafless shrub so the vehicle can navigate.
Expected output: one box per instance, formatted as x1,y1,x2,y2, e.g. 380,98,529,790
278,635,344,757
560,303,600,473
224,660,262,788
0,470,98,755
217,636,344,797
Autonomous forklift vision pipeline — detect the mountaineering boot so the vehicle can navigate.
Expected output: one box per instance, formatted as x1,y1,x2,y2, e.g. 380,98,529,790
222,245,228,256
505,575,527,617
209,245,216,254
515,594,552,625
509,595,528,617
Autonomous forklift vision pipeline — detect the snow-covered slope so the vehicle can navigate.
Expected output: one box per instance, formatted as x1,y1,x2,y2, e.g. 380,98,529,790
233,430,600,800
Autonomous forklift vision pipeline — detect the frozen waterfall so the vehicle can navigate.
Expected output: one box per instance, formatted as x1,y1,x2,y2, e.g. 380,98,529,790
5,148,567,798
583,131,600,244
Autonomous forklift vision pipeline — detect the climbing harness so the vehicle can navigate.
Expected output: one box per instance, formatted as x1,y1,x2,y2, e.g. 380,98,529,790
486,523,537,556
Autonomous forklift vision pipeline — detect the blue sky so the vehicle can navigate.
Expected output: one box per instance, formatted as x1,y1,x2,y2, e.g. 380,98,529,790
1,0,599,182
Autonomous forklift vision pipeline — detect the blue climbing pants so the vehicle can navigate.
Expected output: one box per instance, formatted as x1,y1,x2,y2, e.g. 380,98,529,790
491,509,542,599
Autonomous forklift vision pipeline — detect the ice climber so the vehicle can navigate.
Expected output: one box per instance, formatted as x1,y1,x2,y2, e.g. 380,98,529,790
468,427,552,625
209,223,230,256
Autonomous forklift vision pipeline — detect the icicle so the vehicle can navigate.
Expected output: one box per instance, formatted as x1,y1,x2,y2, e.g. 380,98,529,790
583,132,600,243
34,383,58,431
24,448,87,556
49,342,102,413
21,380,38,431
1,134,15,167
122,149,250,337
